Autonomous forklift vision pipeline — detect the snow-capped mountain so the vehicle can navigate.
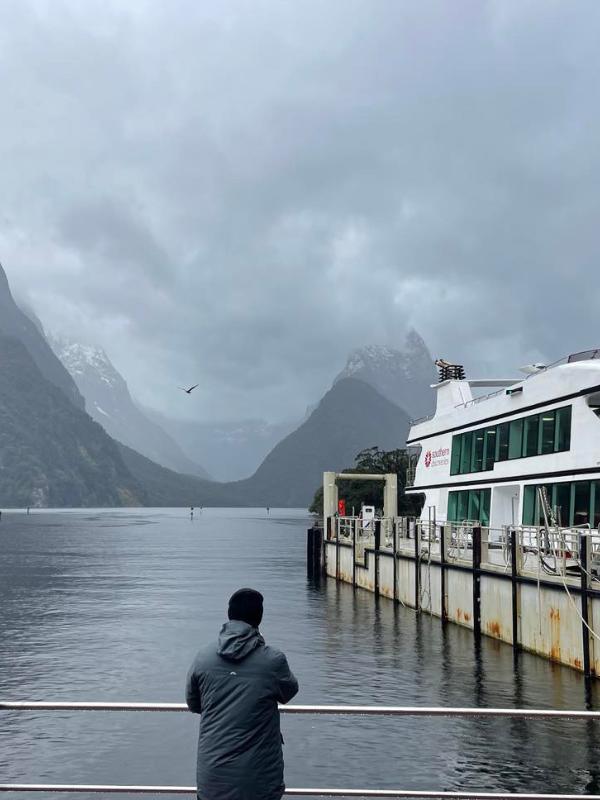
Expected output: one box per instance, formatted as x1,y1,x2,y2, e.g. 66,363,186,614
334,329,436,419
50,335,211,479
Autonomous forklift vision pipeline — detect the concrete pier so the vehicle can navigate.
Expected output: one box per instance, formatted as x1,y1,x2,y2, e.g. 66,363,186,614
314,516,600,678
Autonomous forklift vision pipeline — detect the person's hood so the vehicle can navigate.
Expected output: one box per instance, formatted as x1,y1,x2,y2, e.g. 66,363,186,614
217,620,264,662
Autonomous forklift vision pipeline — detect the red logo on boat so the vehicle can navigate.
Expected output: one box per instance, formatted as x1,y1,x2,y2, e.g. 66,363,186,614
424,451,432,468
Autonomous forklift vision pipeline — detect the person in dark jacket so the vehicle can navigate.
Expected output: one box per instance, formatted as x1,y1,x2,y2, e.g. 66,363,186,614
186,588,299,800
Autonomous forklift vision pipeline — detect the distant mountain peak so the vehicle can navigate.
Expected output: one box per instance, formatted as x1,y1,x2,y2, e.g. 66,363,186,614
50,336,120,389
335,329,436,419
50,332,211,479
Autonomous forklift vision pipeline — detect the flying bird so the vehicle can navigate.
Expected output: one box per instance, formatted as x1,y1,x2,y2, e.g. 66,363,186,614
179,384,199,395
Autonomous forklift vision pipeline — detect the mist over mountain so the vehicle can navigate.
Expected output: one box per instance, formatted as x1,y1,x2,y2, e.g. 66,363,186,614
51,336,211,479
1,263,428,508
0,263,84,410
222,378,412,507
334,330,436,419
120,378,412,508
0,334,145,507
145,410,296,482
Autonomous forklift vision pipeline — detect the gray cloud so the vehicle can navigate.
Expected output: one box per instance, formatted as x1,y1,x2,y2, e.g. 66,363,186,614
1,0,599,421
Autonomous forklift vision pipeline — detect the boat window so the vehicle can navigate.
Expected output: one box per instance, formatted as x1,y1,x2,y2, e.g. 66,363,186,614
447,405,571,478
496,422,509,462
573,481,591,527
447,489,491,524
522,415,539,458
480,489,491,526
554,406,571,452
508,418,523,460
483,428,496,470
540,411,556,455
554,482,571,527
522,480,596,527
471,430,485,472
468,489,481,521
460,431,473,474
593,482,600,529
522,485,536,526
447,491,458,522
450,437,461,475
457,490,469,521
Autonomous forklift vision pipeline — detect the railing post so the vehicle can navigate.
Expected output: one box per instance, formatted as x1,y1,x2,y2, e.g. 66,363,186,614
352,521,357,588
306,527,322,577
440,524,447,623
374,520,381,597
510,527,520,654
581,532,592,680
472,527,482,638
335,518,340,581
414,519,421,611
393,519,398,605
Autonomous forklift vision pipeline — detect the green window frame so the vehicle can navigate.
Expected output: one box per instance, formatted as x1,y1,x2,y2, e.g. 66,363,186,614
523,485,536,526
448,488,491,524
447,406,571,479
496,423,510,462
555,406,572,453
508,418,524,460
573,481,591,527
450,436,461,475
522,480,594,527
483,428,496,471
539,411,556,455
447,491,458,521
471,430,485,472
522,415,539,458
460,432,473,475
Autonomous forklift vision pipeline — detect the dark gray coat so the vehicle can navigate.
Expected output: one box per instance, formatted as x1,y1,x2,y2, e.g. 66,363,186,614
186,621,299,800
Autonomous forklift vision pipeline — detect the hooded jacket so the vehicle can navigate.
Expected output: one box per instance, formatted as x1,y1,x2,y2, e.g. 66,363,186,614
186,621,299,800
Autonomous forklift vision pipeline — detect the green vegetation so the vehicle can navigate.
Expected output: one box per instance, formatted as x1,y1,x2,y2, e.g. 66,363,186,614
309,446,424,517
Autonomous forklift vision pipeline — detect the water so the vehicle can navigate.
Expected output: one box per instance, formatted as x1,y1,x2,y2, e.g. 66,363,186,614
1,507,600,798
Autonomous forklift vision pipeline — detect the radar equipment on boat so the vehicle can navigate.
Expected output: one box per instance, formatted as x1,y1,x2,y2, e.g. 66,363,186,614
519,363,546,375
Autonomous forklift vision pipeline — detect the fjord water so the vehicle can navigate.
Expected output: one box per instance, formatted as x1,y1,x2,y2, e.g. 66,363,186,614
1,508,600,798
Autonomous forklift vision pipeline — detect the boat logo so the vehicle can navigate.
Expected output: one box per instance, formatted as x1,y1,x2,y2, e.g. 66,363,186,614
424,447,450,468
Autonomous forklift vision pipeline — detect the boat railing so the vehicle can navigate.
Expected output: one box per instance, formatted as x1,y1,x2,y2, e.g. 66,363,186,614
3,700,600,798
328,515,600,580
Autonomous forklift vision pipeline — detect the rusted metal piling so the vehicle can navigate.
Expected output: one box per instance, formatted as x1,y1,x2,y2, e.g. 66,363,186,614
312,516,600,679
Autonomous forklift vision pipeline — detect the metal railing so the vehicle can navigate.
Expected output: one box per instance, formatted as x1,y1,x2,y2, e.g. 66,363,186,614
2,701,600,798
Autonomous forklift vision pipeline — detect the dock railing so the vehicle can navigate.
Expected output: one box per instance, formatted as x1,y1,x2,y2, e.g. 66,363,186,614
3,700,600,798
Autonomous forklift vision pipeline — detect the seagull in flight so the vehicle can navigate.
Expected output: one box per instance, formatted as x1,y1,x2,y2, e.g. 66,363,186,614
179,384,199,395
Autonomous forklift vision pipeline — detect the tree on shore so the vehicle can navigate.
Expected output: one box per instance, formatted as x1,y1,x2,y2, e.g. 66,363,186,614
309,446,424,517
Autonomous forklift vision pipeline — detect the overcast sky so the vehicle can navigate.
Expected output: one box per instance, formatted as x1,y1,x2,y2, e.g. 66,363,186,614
1,0,599,422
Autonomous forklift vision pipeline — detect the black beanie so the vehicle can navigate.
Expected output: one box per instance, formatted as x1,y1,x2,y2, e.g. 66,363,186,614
228,588,264,628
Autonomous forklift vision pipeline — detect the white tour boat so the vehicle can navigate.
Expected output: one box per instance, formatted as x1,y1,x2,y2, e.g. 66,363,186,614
405,350,600,531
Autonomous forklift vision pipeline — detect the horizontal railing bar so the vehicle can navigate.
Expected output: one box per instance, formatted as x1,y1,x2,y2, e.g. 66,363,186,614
1,785,599,799
1,702,600,719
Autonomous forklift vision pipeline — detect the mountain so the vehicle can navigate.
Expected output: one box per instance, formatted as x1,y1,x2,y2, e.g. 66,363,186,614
334,329,436,419
145,411,296,482
0,334,146,507
226,378,412,507
0,263,84,409
51,336,211,479
119,378,411,508
117,444,229,507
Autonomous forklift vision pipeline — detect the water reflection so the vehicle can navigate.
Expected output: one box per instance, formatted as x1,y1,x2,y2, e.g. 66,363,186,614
0,508,599,797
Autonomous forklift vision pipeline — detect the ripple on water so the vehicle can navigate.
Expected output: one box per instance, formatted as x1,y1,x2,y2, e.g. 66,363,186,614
0,507,599,797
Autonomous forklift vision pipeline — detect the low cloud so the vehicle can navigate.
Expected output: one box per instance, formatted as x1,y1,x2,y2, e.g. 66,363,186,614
1,0,599,421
